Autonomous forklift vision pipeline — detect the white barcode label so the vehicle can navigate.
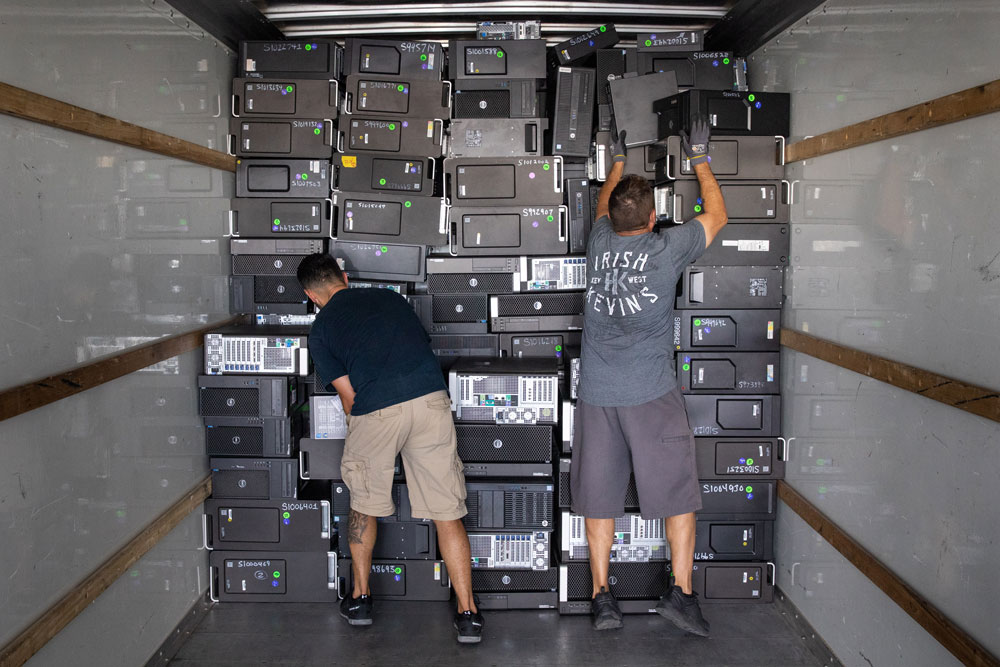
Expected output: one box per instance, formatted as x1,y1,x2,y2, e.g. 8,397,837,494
722,239,770,252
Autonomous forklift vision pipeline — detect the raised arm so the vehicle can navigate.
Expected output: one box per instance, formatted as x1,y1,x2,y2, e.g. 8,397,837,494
595,130,627,221
681,118,728,247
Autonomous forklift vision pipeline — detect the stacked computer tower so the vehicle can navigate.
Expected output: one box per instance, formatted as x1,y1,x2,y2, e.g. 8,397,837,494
557,30,787,614
198,27,789,610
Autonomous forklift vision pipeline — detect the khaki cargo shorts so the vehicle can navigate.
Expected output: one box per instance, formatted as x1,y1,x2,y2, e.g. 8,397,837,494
341,390,467,521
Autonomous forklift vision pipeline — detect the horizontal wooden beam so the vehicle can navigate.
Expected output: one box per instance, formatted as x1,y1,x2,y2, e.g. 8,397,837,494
0,475,212,667
0,316,241,423
781,329,999,424
779,481,999,667
785,78,1000,163
0,81,236,173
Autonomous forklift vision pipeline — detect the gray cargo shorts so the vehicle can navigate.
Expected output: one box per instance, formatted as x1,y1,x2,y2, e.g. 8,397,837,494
570,387,702,520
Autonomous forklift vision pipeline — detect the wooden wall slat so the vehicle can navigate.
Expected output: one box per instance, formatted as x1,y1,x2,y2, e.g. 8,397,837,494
781,329,1000,424
779,482,999,667
0,81,236,172
0,476,212,667
784,78,1000,163
0,316,241,423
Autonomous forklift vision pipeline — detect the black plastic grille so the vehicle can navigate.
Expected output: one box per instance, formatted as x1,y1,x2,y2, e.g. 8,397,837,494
456,424,553,463
211,470,270,499
427,273,514,294
506,491,553,528
205,426,265,456
454,90,510,119
255,276,307,303
199,388,260,417
232,254,306,276
472,568,558,592
494,293,584,317
432,294,488,323
564,561,669,600
596,50,631,105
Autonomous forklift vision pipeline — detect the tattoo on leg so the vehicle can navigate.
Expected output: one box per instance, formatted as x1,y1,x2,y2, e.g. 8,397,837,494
348,509,368,545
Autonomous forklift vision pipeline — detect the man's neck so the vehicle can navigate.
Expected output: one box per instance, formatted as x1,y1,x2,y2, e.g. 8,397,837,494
314,283,348,308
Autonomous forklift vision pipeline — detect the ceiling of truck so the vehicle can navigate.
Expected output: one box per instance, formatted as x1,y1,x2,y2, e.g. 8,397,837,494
251,0,736,43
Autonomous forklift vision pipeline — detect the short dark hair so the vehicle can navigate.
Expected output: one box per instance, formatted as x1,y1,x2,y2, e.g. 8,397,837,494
608,175,654,233
296,252,346,291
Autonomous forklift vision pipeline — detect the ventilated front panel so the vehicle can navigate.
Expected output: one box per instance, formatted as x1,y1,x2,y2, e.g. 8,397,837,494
472,568,558,592
430,335,498,355
596,50,629,105
506,491,553,528
205,426,265,456
565,561,668,600
255,276,308,303
427,273,514,294
199,388,260,417
432,294,488,322
494,293,584,317
454,90,510,118
232,254,306,275
211,470,270,499
456,424,553,462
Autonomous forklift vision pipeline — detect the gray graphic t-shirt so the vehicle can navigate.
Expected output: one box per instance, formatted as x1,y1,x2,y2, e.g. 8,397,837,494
578,216,706,407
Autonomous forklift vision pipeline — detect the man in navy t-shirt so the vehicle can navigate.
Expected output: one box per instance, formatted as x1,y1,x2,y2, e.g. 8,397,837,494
297,254,484,644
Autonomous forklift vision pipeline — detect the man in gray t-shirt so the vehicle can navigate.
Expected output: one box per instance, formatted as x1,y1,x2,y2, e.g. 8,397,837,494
573,120,728,635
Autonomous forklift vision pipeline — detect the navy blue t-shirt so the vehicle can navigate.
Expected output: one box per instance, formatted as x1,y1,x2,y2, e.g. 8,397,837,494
308,288,445,416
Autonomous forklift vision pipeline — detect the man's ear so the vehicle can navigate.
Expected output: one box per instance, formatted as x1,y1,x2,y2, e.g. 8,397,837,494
303,287,319,305
648,209,656,231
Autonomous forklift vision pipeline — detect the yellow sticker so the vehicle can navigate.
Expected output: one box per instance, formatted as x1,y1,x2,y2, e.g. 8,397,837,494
341,155,357,168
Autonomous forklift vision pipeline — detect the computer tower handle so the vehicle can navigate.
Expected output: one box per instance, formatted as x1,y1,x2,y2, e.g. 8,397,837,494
299,449,310,480
202,513,213,550
321,500,332,540
209,566,219,602
323,118,336,148
328,552,339,590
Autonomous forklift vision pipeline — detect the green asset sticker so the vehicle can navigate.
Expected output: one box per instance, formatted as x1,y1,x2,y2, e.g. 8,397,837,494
542,163,550,170
404,201,412,208
748,94,756,102
179,219,188,226
379,178,387,185
301,173,308,180
305,44,312,51
644,39,652,47
420,54,427,61
497,51,504,58
273,218,280,225
314,128,321,135
286,85,293,92
599,26,607,33
380,246,388,253
388,123,396,130
682,363,690,371
273,571,281,578
694,205,703,213
555,345,562,351
746,458,754,465
546,215,553,222
745,486,753,493
394,567,402,574
282,511,290,518
397,84,404,92
723,57,730,64
694,319,702,326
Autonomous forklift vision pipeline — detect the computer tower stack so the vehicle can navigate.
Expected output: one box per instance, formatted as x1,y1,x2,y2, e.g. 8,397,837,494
446,357,560,609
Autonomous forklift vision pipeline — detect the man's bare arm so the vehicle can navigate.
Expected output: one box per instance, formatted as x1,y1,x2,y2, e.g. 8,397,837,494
331,374,356,415
595,161,625,221
692,161,727,247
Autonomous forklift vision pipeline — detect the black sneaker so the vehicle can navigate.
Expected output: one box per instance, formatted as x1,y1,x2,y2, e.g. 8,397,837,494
591,587,624,630
454,609,485,644
339,593,373,626
655,585,710,637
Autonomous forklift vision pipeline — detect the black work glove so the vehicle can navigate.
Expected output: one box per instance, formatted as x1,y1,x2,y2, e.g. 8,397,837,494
610,130,627,164
680,117,710,167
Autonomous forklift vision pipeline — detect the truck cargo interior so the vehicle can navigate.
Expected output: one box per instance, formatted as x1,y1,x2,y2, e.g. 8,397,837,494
1,1,998,666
